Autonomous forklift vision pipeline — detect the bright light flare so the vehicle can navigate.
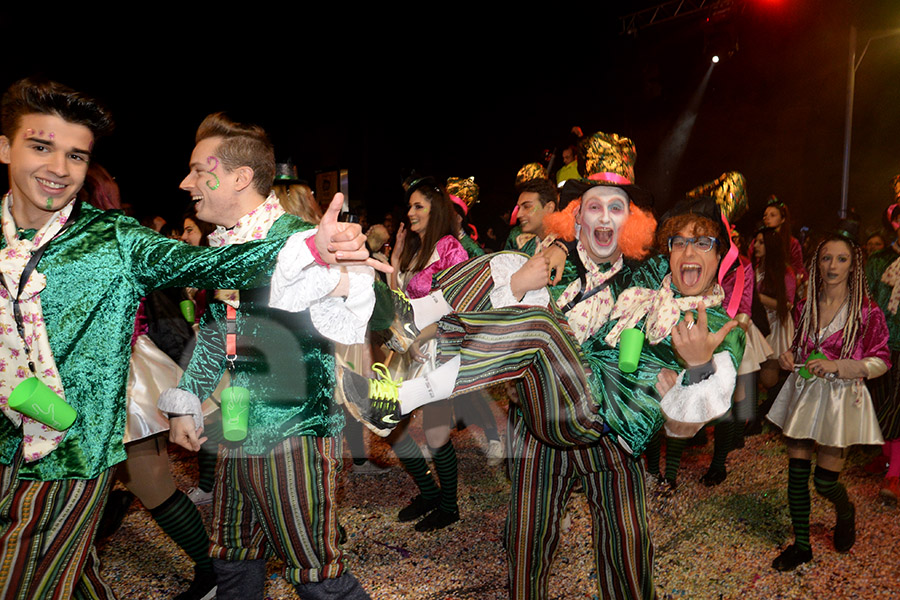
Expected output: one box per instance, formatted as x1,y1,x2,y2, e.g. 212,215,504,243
712,55,720,63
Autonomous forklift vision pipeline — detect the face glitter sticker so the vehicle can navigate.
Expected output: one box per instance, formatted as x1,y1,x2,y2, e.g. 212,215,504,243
24,129,35,138
46,197,53,209
205,156,220,191
48,132,55,140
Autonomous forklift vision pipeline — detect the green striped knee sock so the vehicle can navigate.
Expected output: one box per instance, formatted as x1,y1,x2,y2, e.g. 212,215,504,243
788,458,812,551
665,437,687,482
813,466,852,520
430,441,459,513
149,490,213,573
393,435,440,501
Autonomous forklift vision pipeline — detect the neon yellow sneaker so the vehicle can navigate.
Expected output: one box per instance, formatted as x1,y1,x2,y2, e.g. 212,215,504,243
341,363,403,437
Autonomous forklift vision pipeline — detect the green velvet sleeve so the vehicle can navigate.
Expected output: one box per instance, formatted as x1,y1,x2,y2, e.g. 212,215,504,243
178,304,228,404
118,214,310,296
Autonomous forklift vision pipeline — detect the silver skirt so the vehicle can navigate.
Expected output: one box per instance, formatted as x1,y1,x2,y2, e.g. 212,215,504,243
766,372,884,447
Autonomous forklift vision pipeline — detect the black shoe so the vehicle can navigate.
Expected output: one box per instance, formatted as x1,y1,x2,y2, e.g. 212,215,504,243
398,495,440,522
174,567,217,600
340,363,402,437
700,467,727,487
414,507,460,532
834,503,856,553
771,544,813,571
384,289,419,353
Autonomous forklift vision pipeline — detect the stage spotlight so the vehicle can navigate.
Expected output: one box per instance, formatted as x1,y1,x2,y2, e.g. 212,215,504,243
712,55,720,63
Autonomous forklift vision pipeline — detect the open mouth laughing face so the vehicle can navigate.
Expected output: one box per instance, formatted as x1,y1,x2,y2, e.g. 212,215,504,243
669,222,721,296
577,186,630,264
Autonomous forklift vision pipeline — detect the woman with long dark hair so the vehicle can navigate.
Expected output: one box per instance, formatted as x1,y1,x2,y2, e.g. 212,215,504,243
767,226,890,571
387,175,469,531
754,227,797,395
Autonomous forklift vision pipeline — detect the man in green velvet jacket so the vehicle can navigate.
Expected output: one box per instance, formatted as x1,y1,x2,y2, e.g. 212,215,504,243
160,113,373,599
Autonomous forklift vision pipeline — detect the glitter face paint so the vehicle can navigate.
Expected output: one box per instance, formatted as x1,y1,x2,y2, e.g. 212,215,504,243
24,129,35,138
46,197,53,209
206,156,220,191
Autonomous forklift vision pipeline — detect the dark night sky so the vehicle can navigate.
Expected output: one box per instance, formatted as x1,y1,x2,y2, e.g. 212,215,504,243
2,1,899,242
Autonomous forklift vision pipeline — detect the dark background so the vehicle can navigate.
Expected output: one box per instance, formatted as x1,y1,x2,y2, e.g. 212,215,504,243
2,1,899,242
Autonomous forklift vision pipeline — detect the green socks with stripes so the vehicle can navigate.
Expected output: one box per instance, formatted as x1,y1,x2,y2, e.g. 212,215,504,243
431,441,459,514
149,489,213,574
393,435,440,503
787,458,812,552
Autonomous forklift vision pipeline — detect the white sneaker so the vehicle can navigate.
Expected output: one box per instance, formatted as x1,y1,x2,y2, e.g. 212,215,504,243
486,439,504,466
352,460,392,475
186,486,213,506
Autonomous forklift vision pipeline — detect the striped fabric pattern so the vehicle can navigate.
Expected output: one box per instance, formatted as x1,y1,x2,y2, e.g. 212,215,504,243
438,307,607,448
431,252,503,313
506,414,655,600
210,435,346,586
0,453,114,600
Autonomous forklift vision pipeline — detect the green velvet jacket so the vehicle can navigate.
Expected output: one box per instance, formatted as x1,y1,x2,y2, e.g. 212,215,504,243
0,202,291,480
581,254,746,454
177,214,343,455
503,226,539,256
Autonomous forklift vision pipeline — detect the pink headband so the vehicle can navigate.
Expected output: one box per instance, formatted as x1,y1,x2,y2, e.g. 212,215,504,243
588,172,633,185
449,194,468,216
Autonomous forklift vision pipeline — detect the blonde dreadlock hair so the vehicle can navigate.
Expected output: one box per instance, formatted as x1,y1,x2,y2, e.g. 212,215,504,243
792,235,869,360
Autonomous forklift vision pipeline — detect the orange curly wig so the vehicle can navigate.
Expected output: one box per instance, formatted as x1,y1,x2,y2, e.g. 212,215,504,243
543,199,657,260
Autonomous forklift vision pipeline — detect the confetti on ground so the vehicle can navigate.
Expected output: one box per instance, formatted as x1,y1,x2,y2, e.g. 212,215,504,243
99,401,900,600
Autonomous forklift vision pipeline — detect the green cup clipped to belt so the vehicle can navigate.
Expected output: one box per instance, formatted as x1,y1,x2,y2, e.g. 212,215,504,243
221,386,250,441
8,377,77,430
618,328,645,374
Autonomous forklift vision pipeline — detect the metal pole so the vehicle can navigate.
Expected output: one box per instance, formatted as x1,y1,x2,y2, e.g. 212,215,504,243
840,26,856,220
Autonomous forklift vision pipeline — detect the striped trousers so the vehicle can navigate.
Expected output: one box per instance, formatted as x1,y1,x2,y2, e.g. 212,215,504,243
210,435,348,588
437,307,608,449
0,450,116,600
506,412,655,600
434,254,611,449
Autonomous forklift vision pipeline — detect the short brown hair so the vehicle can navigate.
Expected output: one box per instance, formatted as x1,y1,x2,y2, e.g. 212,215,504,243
656,214,721,255
516,177,558,207
1,77,113,140
195,112,274,196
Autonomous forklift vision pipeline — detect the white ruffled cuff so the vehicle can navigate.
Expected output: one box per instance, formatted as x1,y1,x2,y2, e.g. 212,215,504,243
489,253,550,308
269,230,342,312
158,388,204,431
308,266,375,345
660,352,736,438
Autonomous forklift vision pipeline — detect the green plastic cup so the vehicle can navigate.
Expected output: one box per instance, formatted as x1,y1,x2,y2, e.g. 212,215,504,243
8,377,77,430
799,351,827,379
180,300,195,323
221,386,250,441
618,328,645,374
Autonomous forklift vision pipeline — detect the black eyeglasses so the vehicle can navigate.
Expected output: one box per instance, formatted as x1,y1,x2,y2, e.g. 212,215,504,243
668,236,719,253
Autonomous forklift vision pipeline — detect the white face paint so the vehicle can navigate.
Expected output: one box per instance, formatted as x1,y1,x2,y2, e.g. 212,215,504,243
577,186,630,264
